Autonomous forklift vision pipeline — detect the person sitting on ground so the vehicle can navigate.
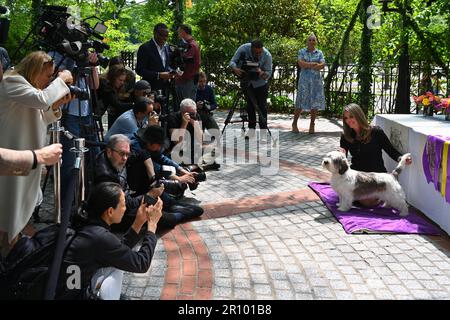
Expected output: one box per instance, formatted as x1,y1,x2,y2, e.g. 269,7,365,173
56,182,162,300
128,125,203,226
195,71,220,133
94,134,165,231
104,96,158,142
339,103,412,207
167,98,204,165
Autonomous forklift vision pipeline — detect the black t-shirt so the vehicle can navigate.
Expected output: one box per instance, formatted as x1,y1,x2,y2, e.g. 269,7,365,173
340,126,402,173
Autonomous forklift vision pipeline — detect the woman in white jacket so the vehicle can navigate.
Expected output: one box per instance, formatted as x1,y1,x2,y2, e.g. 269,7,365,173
0,51,73,254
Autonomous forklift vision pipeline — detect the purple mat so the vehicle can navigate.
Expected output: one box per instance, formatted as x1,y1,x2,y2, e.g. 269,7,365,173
308,182,441,235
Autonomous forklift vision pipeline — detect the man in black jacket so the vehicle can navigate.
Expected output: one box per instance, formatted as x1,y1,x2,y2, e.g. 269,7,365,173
136,23,175,96
94,134,176,231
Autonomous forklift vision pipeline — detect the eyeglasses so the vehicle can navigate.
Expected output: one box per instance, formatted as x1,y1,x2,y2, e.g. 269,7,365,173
112,149,130,158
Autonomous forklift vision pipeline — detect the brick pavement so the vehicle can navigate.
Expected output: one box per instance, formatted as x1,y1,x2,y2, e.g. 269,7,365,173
36,112,450,300
120,112,450,300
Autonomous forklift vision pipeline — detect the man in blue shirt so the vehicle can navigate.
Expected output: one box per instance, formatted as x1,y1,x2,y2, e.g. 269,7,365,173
104,96,156,142
50,51,100,199
229,39,272,136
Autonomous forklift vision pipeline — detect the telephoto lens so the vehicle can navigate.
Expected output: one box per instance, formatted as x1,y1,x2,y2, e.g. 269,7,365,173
68,85,90,101
193,171,206,183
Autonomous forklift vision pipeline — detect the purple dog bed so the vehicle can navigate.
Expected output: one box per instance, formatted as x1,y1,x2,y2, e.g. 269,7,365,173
308,182,441,235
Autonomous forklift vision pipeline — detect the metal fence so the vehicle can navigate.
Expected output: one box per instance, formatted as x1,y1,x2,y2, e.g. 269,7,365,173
122,51,449,115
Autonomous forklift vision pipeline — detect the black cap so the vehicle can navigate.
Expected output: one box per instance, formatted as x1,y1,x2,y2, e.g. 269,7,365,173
136,125,165,145
133,80,151,92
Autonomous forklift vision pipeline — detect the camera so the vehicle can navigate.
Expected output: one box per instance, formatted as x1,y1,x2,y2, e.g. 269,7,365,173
197,100,211,111
168,41,191,71
37,5,110,68
193,171,206,183
152,178,187,199
144,194,157,206
237,52,260,81
68,85,90,100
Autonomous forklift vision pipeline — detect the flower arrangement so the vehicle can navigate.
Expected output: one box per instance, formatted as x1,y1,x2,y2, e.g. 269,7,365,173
413,92,442,116
436,97,450,120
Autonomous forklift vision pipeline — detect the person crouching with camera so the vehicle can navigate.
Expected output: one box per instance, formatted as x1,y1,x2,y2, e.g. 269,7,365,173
56,182,162,300
229,40,272,138
0,51,73,255
195,71,220,133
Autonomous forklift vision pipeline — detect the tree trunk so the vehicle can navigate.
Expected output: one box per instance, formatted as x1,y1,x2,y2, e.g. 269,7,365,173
395,0,411,114
324,0,363,110
358,0,373,115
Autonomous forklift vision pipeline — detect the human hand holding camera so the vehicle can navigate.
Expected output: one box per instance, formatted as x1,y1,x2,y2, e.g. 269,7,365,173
133,196,163,234
147,183,164,199
232,67,244,78
148,111,159,125
146,197,163,233
58,69,73,85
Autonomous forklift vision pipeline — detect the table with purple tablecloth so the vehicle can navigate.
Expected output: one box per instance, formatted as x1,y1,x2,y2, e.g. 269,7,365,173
373,114,450,235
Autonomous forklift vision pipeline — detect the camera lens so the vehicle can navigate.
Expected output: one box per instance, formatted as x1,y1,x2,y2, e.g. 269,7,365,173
68,85,90,101
194,172,206,183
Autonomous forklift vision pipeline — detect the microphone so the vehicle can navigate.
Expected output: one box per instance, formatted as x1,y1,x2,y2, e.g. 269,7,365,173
0,6,8,14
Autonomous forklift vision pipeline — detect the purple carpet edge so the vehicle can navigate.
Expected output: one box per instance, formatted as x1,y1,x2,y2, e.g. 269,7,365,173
308,182,442,235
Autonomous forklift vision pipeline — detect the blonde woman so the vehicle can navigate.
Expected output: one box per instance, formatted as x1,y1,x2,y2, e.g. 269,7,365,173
0,51,73,253
292,34,325,134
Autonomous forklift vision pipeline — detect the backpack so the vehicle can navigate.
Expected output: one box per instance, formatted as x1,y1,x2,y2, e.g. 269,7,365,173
0,224,77,300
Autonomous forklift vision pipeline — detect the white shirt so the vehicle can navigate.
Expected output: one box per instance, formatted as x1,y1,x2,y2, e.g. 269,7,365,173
153,38,167,68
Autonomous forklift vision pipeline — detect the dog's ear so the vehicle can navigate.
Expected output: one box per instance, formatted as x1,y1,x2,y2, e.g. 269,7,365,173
338,159,349,175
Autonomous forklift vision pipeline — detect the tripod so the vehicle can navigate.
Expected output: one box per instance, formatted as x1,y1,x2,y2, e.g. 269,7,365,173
221,81,276,145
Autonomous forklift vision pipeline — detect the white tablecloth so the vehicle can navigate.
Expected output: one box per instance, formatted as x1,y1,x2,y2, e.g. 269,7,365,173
373,114,450,235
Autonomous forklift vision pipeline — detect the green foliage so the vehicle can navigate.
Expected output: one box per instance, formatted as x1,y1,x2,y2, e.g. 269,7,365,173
268,94,294,113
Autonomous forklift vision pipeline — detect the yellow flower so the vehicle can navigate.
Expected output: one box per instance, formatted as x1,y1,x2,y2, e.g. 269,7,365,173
423,97,430,106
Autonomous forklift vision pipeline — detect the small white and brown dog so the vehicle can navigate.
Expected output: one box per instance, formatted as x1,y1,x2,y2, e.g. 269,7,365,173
321,151,411,216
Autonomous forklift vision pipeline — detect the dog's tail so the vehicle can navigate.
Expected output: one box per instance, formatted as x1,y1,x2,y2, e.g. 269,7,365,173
391,153,411,179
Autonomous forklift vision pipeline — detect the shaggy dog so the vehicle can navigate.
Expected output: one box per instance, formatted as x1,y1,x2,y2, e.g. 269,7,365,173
322,151,411,216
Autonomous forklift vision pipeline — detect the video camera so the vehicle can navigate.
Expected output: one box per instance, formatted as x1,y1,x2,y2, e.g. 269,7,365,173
168,41,191,71
238,52,260,82
37,5,110,68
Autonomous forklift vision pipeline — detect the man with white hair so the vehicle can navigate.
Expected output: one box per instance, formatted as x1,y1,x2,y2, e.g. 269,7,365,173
166,98,203,165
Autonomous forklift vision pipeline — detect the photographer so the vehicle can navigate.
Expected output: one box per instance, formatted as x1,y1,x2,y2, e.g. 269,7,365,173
97,65,129,129
106,56,136,100
56,182,162,300
104,96,156,142
174,24,201,108
0,51,72,252
94,134,166,231
50,51,101,202
229,40,272,137
167,98,204,166
128,126,203,227
136,23,175,97
195,71,219,133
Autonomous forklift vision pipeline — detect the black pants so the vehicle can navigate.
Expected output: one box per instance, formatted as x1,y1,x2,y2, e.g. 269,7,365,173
244,83,268,129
